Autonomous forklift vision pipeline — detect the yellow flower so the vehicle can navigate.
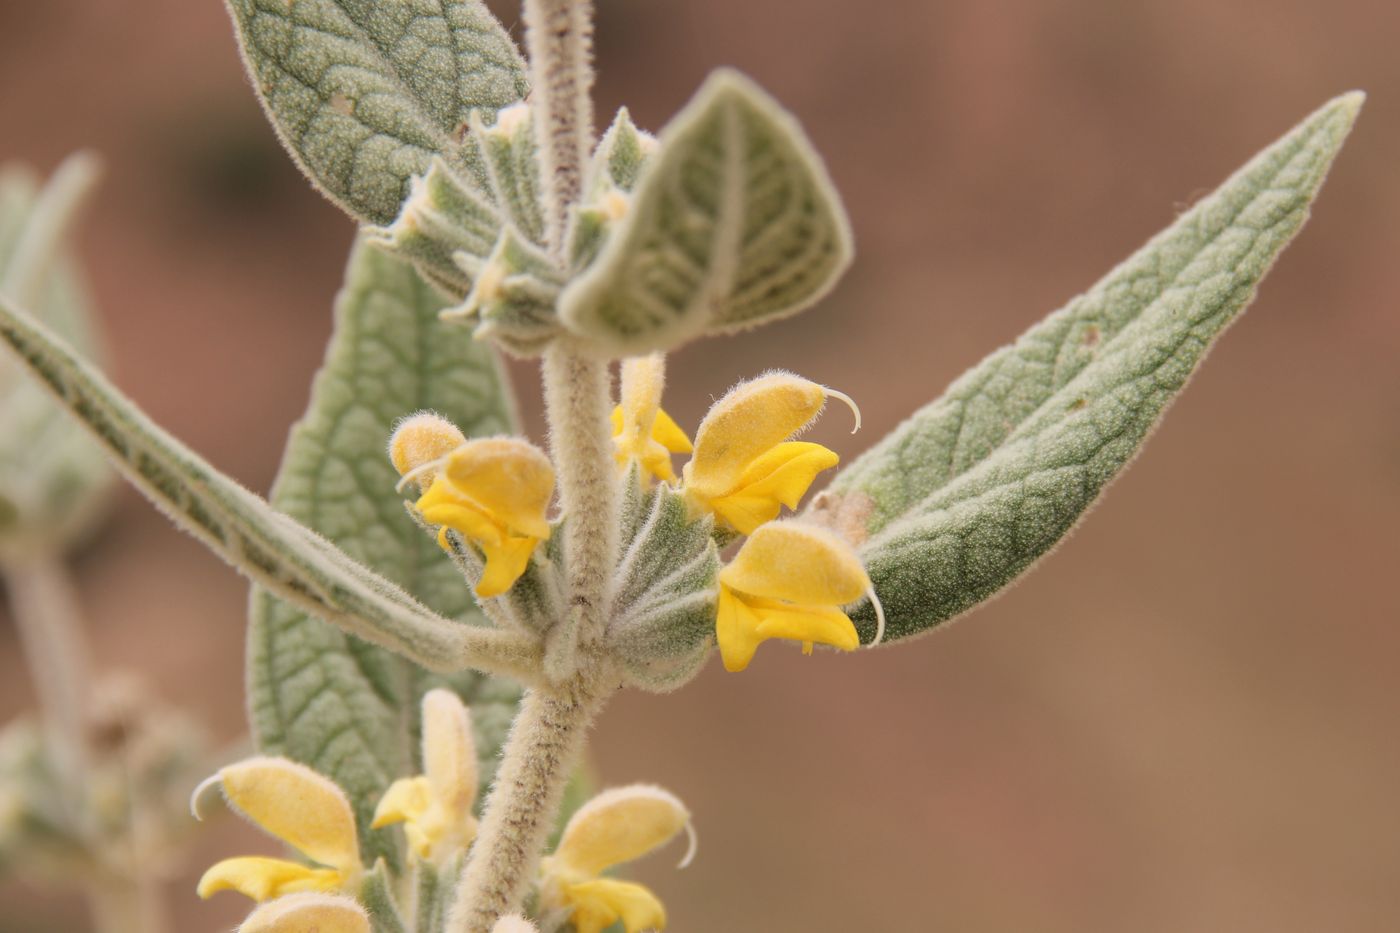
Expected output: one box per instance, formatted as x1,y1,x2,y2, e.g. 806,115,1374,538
194,757,361,903
371,688,479,862
389,414,555,598
540,784,696,933
716,520,884,672
388,411,467,485
610,353,692,485
681,372,858,535
236,892,369,933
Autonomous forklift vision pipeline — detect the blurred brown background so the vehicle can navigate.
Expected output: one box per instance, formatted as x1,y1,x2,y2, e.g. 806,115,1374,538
2,0,1398,930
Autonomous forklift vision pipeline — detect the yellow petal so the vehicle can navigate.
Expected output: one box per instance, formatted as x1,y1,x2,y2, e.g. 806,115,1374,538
617,354,666,444
718,521,869,606
475,534,541,598
375,797,438,862
371,776,431,830
441,438,555,539
716,588,860,672
197,856,343,902
237,892,370,933
613,355,692,485
715,585,764,673
219,757,359,872
565,878,667,933
639,440,679,484
651,408,693,455
554,785,691,878
388,413,467,488
749,598,860,653
707,441,840,535
418,495,507,549
421,689,478,826
683,372,826,501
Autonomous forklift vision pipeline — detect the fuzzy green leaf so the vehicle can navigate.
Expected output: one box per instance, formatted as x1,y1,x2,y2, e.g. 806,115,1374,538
225,0,529,225
559,69,853,353
567,108,656,273
249,237,522,867
359,862,409,933
0,289,540,680
809,93,1362,643
606,471,719,692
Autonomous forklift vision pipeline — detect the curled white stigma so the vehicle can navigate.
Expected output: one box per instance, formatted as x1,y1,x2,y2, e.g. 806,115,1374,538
826,388,862,434
867,585,886,647
189,772,224,822
678,818,699,870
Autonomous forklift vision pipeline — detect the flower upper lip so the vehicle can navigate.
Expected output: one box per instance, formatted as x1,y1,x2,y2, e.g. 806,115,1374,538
194,756,362,904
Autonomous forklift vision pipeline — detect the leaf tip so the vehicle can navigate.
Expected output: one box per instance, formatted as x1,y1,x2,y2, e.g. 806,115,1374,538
1311,90,1366,145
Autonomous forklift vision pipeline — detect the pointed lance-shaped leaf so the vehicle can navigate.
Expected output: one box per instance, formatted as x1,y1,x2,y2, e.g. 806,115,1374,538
250,238,527,868
224,0,529,225
0,292,542,681
559,69,853,354
807,93,1363,644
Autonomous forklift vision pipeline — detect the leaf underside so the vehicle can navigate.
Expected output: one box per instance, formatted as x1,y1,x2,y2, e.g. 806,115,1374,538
560,69,853,353
807,93,1362,644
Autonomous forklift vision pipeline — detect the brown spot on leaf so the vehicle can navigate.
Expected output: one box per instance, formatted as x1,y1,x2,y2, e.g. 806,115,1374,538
1069,398,1087,412
806,489,877,547
1082,324,1101,347
329,93,355,117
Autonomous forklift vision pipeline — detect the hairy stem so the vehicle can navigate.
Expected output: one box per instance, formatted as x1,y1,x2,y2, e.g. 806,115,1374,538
450,3,613,929
526,0,614,671
523,0,595,255
447,679,606,932
541,345,616,662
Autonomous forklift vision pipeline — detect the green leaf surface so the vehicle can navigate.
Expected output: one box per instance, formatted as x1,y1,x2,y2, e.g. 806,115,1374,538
559,69,853,353
225,0,529,224
809,93,1362,643
249,238,521,867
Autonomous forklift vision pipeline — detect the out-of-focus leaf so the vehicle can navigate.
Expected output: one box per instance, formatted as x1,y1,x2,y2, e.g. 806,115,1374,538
0,155,111,552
